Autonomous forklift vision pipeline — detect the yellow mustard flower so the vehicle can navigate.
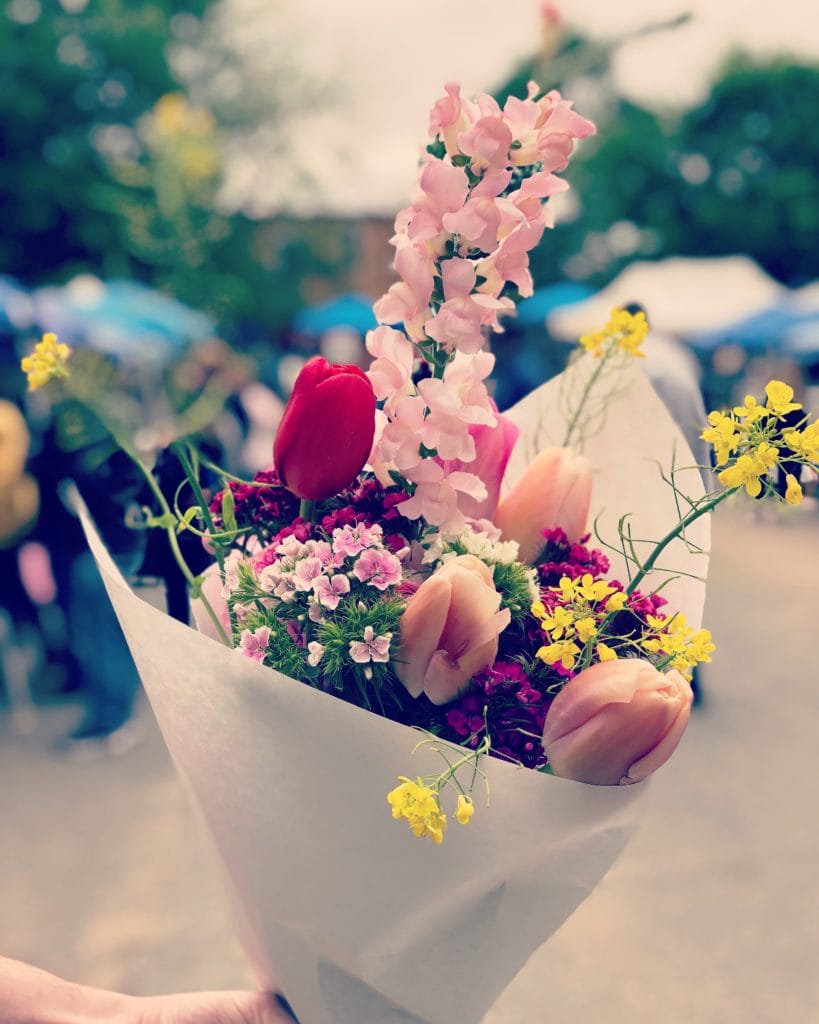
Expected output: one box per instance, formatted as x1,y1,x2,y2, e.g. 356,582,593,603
597,642,618,662
732,394,769,423
718,454,765,497
785,474,803,505
765,380,802,417
536,639,581,670
700,411,742,466
539,605,574,639
455,794,475,825
605,591,628,612
387,777,447,845
575,616,598,643
579,307,648,359
21,333,71,391
751,442,779,472
782,423,819,462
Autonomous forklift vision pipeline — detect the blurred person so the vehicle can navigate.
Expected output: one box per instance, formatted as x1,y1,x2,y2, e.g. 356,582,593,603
0,955,299,1023
623,303,711,474
0,400,45,717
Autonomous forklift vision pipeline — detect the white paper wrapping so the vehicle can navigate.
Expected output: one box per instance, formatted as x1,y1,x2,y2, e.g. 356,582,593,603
78,357,709,1024
504,355,710,629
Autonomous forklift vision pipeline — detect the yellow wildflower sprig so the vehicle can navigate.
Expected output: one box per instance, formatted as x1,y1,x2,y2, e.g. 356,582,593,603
387,734,490,844
702,380,818,505
611,379,818,614
578,306,649,359
20,332,231,646
531,574,629,673
562,307,649,448
640,612,716,680
21,332,72,390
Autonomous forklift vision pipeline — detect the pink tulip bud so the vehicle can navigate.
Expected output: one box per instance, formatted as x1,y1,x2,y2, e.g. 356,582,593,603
395,554,511,705
439,402,520,520
541,659,693,786
494,445,591,562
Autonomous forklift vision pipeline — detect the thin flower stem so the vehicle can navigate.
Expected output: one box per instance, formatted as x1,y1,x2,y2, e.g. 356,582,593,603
111,434,232,647
299,498,315,521
624,489,733,597
561,352,610,448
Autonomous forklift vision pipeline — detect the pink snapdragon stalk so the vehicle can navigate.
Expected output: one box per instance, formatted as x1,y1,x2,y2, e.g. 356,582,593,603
366,81,595,535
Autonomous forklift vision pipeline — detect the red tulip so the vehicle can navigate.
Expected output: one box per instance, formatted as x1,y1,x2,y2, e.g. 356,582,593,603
273,357,376,501
541,659,693,786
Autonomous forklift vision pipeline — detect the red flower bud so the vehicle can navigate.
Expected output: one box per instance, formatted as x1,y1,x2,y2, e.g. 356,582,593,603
273,357,376,501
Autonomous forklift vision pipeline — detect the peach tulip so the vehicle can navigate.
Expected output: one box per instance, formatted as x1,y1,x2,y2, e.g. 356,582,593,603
541,658,693,786
395,554,511,705
494,445,591,562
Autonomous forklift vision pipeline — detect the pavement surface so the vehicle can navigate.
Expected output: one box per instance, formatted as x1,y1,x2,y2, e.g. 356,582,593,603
1,501,818,1023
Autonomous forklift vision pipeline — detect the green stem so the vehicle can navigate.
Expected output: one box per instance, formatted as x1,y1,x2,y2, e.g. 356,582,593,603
112,437,232,647
625,489,732,597
576,488,733,672
299,498,316,522
562,351,610,448
172,441,224,572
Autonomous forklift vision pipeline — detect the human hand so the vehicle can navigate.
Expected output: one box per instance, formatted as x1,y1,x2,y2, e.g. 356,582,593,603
134,988,299,1024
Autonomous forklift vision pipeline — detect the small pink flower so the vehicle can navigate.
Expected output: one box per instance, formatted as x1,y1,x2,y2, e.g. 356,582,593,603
353,548,403,591
238,626,272,663
349,625,392,664
307,641,325,667
457,114,513,173
332,522,382,559
366,325,415,404
293,556,324,592
313,573,351,610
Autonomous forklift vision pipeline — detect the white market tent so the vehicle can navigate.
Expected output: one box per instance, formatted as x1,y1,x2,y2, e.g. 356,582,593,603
547,256,785,339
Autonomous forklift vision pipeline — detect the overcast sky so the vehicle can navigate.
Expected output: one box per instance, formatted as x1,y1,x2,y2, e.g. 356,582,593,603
221,0,819,216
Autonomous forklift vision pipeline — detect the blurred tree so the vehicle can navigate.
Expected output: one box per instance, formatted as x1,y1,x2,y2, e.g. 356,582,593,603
0,0,347,332
675,55,819,285
493,16,819,290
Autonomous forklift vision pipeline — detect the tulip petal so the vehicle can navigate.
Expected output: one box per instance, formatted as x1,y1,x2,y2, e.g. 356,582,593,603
394,574,452,698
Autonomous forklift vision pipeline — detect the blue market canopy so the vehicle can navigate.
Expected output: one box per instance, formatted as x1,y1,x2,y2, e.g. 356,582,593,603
687,302,819,353
0,275,34,332
782,322,819,363
32,276,214,364
292,293,377,336
514,282,595,327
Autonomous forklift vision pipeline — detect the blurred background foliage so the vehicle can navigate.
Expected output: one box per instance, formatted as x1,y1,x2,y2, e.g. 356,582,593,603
0,0,347,334
496,19,819,291
2,0,818,338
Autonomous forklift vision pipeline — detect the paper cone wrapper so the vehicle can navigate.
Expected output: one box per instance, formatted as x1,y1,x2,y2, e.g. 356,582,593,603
79,359,708,1024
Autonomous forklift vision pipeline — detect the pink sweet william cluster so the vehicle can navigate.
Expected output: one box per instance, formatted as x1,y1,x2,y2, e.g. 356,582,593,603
367,82,595,534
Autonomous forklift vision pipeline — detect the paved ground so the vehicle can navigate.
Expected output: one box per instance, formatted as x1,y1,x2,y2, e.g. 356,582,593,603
1,501,818,1023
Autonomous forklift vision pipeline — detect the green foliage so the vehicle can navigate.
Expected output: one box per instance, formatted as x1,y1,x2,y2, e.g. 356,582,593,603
317,597,405,713
0,0,349,332
493,31,819,289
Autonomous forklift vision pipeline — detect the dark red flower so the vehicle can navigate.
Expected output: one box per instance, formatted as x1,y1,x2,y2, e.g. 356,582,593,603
273,357,376,501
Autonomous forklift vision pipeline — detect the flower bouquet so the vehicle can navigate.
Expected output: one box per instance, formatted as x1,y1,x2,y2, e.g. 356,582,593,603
25,79,818,1024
